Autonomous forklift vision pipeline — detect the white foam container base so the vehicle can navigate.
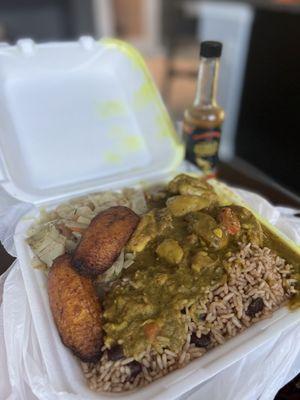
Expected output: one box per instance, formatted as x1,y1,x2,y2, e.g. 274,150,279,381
13,182,300,400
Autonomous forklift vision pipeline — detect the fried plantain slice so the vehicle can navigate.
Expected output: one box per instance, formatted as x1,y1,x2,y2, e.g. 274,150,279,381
72,206,140,276
48,254,103,362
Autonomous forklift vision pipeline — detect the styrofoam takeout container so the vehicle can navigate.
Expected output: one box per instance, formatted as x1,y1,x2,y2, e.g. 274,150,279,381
0,37,299,400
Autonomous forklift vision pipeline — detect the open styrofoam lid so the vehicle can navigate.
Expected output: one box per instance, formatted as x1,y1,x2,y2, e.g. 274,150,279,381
0,37,183,204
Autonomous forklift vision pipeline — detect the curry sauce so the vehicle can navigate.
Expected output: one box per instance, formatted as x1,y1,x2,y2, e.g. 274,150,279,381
102,175,300,358
103,214,226,357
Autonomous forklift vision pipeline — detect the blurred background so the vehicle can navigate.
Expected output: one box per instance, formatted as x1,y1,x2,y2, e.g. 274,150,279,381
0,0,299,197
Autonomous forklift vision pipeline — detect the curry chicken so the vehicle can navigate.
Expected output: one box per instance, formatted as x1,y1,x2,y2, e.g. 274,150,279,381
102,175,299,358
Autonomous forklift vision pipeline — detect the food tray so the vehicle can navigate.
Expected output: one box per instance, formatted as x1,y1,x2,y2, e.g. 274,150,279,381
13,179,300,400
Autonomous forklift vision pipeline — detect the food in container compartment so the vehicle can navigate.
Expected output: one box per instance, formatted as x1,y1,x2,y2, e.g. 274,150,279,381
126,208,172,253
27,224,66,267
27,173,300,393
47,254,103,362
167,173,215,196
166,193,216,217
72,206,140,276
26,187,147,270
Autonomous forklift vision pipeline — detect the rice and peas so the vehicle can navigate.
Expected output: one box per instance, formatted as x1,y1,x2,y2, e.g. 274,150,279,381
27,180,299,393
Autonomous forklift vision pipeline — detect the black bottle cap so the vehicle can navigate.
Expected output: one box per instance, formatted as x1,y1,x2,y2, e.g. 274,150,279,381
200,41,222,58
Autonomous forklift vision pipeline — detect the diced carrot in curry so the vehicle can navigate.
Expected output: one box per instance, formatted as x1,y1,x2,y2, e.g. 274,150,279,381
144,322,160,342
218,207,241,235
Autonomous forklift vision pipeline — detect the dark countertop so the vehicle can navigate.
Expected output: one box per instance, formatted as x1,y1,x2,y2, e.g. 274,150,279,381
1,157,299,276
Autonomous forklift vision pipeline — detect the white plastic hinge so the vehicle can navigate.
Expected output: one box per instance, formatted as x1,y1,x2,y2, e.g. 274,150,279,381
17,38,35,56
79,36,95,51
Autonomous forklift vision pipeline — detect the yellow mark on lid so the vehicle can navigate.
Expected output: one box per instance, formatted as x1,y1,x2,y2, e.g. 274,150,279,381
122,135,143,152
107,127,143,152
133,81,157,109
96,101,127,118
155,112,171,139
104,152,122,164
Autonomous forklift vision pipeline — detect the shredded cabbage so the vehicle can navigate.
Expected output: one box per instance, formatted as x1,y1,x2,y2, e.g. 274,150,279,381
27,188,148,275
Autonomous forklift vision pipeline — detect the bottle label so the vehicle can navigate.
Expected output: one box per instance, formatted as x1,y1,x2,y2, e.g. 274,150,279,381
184,126,221,174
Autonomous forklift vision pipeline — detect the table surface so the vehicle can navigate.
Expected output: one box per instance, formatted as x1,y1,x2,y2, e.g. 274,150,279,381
1,158,300,276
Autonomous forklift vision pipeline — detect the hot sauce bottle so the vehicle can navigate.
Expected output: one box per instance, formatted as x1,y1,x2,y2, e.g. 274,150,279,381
183,41,224,177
